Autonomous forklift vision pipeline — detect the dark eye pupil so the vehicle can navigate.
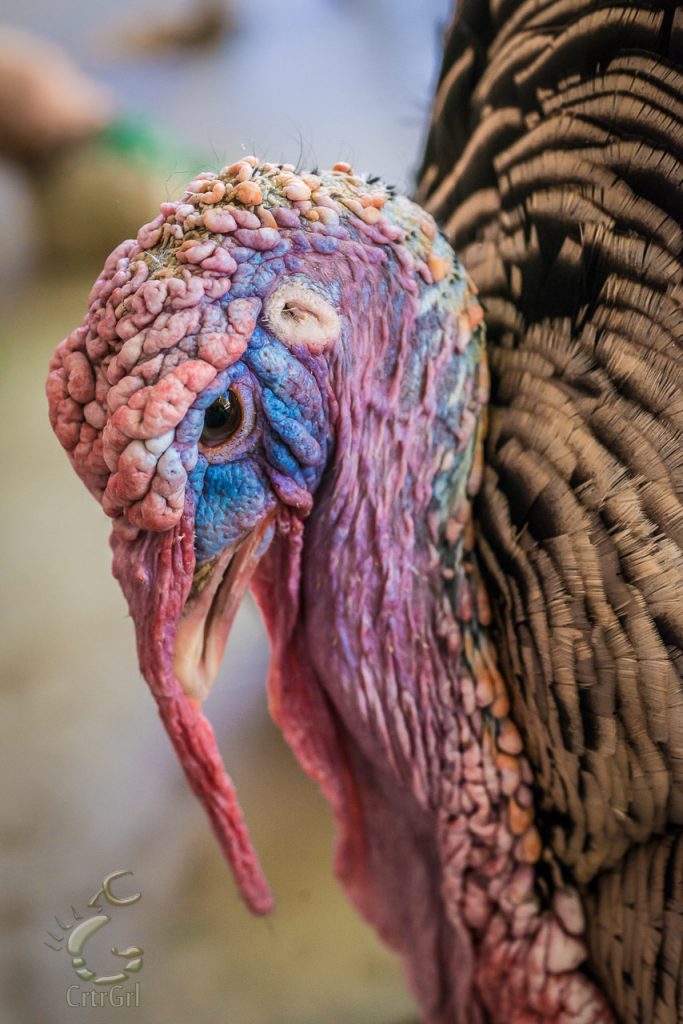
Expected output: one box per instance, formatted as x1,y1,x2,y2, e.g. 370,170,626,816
201,389,243,446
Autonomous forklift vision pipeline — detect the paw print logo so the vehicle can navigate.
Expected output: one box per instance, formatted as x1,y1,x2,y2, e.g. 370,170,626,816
45,870,144,986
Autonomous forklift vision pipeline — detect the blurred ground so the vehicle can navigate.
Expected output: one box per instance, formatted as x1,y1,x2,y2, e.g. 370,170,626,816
0,1,450,1021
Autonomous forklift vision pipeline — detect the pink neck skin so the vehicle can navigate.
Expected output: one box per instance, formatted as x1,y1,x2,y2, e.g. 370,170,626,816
253,505,615,1022
250,289,615,1021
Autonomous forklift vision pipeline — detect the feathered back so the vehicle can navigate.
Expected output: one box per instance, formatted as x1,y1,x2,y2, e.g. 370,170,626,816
418,5,683,1019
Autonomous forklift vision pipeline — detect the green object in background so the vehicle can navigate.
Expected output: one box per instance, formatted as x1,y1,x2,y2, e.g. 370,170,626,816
97,115,207,178
33,115,210,268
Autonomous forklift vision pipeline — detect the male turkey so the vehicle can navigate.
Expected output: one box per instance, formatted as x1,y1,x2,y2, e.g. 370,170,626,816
46,3,683,1022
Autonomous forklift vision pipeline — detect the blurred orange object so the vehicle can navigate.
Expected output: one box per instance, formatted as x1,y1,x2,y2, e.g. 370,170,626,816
0,25,114,163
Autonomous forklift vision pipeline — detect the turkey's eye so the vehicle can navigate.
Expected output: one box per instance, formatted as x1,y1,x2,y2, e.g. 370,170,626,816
201,389,243,447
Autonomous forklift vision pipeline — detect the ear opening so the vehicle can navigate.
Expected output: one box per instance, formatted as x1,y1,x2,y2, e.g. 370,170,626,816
264,280,341,353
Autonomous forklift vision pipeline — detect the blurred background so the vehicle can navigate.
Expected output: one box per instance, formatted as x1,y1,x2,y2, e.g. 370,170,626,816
0,1,451,1020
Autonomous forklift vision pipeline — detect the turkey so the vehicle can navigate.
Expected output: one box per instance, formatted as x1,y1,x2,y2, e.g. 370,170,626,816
45,2,683,1022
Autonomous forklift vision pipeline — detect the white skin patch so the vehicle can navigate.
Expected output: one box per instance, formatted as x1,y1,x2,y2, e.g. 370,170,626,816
264,281,341,353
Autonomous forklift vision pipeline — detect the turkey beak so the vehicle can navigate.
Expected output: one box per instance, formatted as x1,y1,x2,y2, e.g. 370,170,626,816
173,516,274,705
111,511,274,915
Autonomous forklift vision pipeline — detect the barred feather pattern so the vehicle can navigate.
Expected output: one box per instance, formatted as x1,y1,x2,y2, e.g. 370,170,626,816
418,3,683,1020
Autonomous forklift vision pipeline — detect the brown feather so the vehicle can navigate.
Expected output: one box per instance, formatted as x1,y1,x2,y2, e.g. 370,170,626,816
419,1,683,1018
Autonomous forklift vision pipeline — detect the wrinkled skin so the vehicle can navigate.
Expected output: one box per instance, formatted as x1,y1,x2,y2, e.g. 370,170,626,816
47,159,615,1022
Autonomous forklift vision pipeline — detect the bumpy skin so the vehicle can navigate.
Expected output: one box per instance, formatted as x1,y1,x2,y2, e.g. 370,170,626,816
418,3,683,1022
47,159,614,1022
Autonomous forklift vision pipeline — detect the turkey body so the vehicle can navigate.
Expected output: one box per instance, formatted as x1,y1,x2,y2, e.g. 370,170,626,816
419,3,683,1021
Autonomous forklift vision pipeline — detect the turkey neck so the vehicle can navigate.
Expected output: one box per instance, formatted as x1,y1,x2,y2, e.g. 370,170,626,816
300,410,615,1022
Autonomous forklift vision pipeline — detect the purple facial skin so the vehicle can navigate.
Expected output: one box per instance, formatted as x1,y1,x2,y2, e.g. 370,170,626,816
47,158,614,1023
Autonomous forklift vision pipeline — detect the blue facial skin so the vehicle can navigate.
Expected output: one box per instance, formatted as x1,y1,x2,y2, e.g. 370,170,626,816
186,324,331,564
